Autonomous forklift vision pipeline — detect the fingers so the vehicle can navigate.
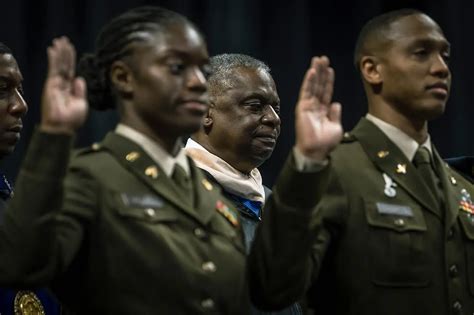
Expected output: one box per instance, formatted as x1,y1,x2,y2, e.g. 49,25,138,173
47,36,76,81
73,77,87,99
321,67,335,105
328,102,342,122
299,61,317,100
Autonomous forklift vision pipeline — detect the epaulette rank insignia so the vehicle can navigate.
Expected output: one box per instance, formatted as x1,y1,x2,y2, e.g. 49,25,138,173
216,200,239,227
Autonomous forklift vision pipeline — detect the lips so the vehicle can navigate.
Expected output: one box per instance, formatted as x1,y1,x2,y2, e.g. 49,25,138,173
426,82,449,97
8,125,22,133
179,99,209,115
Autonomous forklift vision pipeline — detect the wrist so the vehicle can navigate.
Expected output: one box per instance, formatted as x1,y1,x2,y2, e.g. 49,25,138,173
39,123,76,135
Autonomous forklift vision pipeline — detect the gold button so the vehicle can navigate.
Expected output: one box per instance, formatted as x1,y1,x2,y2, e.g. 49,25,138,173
202,261,217,272
194,228,207,239
394,218,405,227
126,151,140,162
450,176,457,185
201,298,215,309
144,208,156,218
91,143,101,151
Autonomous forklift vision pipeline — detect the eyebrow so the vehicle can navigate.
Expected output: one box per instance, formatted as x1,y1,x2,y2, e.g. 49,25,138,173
242,92,280,104
411,38,451,49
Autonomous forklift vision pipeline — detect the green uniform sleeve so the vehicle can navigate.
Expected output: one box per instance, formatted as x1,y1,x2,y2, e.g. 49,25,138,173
247,152,331,310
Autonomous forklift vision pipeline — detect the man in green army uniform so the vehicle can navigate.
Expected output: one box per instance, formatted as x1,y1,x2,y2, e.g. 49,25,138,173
0,6,343,314
251,9,474,315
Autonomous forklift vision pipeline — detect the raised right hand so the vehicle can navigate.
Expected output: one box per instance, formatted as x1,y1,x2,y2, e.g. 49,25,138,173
40,36,88,134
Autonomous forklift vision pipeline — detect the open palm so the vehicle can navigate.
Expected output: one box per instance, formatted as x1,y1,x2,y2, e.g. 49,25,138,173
40,37,88,134
295,56,343,161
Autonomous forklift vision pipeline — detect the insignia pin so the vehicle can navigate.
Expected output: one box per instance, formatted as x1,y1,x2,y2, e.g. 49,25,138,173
126,151,140,162
396,164,407,174
377,150,390,158
383,173,397,198
202,179,213,191
145,166,159,179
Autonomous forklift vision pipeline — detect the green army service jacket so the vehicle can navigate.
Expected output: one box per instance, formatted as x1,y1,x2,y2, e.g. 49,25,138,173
299,118,474,315
0,130,330,314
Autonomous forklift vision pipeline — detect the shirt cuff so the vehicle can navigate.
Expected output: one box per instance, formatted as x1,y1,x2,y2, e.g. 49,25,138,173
292,147,328,172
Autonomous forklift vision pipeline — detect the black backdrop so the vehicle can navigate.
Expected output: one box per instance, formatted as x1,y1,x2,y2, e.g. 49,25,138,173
0,0,472,186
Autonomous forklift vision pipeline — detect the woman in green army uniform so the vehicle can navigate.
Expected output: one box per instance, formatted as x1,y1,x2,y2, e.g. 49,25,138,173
0,5,343,314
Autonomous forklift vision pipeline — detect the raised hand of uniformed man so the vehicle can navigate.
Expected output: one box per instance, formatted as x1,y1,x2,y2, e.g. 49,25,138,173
40,36,87,134
295,56,343,161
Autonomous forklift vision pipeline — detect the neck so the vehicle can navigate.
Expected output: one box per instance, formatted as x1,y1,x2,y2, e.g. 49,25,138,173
368,100,428,145
121,119,182,156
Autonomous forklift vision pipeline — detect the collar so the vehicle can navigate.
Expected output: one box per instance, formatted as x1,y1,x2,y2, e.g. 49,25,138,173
115,124,189,177
184,138,265,202
366,114,432,161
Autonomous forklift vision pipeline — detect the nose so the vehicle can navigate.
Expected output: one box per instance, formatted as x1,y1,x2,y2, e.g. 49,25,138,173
186,67,207,92
431,54,450,78
261,105,281,128
8,89,28,117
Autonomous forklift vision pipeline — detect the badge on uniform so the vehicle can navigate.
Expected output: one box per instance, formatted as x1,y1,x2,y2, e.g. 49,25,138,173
121,193,164,208
216,200,239,227
459,189,474,214
382,173,397,198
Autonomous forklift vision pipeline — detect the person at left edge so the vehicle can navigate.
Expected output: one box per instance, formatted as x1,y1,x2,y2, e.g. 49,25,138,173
0,43,60,315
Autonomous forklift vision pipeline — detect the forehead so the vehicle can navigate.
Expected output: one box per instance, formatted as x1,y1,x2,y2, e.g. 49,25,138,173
131,23,208,59
0,53,21,80
226,67,276,91
387,14,448,46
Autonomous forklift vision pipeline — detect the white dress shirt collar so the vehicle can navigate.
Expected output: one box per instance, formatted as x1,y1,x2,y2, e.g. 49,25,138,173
115,123,190,177
366,114,432,161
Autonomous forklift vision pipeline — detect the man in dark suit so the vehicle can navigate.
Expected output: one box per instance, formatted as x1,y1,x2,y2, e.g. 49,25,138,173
186,53,303,314
252,9,474,315
0,42,60,315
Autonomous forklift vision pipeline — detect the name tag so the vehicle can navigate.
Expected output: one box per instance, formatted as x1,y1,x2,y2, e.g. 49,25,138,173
121,193,164,208
376,202,413,217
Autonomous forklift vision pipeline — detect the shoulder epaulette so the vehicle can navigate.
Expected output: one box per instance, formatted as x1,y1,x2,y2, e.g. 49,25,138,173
74,142,103,156
341,132,356,143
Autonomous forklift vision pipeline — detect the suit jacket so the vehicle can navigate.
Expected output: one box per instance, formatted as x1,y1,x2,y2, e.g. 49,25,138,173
299,118,474,315
0,130,330,314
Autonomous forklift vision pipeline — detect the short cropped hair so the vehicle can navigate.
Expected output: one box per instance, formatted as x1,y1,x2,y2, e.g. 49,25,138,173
0,42,12,55
208,53,270,96
353,9,422,70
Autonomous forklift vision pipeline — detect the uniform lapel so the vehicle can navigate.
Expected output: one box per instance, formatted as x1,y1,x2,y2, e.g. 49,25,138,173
352,118,442,219
432,148,461,230
101,132,206,224
188,158,224,226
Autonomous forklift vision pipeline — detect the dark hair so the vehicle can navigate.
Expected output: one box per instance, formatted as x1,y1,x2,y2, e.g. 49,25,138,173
353,9,423,70
78,6,199,110
0,42,12,55
208,53,270,96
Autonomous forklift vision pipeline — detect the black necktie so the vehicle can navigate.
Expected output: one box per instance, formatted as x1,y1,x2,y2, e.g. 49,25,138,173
172,164,193,205
413,147,442,205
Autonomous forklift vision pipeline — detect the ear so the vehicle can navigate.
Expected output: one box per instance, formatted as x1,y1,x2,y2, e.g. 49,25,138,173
110,60,134,95
203,102,214,128
360,56,383,85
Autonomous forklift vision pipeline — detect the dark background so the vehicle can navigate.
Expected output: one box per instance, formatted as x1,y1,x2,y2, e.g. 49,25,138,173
0,0,472,186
